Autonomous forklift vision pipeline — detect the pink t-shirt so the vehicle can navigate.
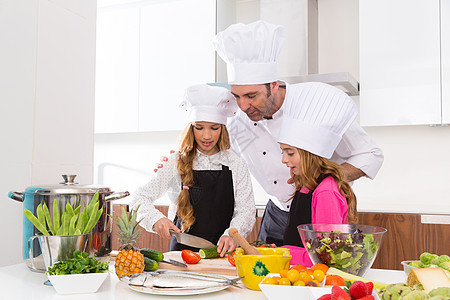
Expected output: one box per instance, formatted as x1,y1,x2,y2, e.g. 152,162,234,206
280,177,349,266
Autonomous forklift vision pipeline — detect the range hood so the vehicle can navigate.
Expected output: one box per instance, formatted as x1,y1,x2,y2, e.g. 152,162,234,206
214,0,359,96
210,72,359,97
263,0,359,96
279,72,359,96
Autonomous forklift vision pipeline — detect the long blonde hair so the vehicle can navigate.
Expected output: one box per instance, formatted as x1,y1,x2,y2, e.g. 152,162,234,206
176,123,231,231
291,148,358,224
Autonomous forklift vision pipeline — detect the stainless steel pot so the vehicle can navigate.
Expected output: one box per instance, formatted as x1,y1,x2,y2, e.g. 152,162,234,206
9,175,129,273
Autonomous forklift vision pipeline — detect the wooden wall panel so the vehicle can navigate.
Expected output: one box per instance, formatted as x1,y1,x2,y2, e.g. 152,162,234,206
112,206,449,271
357,212,450,270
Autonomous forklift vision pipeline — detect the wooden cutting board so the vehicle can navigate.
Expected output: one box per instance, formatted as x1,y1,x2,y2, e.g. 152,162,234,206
159,251,237,276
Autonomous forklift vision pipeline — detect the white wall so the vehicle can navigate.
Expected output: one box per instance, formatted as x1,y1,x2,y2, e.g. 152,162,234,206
0,0,96,267
94,131,182,205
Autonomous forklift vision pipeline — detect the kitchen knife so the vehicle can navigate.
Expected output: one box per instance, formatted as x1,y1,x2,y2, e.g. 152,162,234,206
169,229,216,249
160,258,188,268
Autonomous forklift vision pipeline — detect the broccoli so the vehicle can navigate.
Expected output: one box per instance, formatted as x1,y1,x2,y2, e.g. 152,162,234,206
419,252,438,265
438,261,450,271
430,256,441,266
408,260,424,268
438,254,450,264
416,252,449,271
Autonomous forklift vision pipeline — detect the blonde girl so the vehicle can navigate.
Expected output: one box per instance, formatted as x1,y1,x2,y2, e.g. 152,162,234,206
130,84,255,256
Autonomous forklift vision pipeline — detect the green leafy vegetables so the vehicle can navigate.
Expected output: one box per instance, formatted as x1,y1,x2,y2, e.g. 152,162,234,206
47,250,109,275
24,192,103,236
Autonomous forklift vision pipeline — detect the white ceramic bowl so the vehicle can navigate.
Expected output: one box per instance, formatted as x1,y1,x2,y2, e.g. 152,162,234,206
259,273,381,300
47,272,109,295
259,273,325,300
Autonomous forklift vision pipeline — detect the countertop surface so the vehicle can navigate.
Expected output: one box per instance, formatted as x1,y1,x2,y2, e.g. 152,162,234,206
0,262,407,299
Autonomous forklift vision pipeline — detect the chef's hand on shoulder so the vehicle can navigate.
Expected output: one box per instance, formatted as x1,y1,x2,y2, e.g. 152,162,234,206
153,217,180,239
217,236,237,257
153,150,176,173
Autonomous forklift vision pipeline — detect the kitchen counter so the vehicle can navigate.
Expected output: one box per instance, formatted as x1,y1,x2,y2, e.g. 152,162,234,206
0,262,407,299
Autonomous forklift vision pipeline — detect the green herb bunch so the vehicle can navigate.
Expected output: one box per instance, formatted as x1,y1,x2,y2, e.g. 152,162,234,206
24,192,103,236
47,250,109,275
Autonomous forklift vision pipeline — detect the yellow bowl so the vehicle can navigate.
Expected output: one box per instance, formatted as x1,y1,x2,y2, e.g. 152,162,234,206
234,247,291,290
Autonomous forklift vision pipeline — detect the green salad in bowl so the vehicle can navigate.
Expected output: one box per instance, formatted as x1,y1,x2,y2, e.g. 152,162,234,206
46,250,110,295
298,224,387,276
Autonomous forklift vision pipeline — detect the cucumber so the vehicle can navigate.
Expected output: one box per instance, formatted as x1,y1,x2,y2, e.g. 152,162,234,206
199,246,220,259
143,257,159,271
140,248,164,262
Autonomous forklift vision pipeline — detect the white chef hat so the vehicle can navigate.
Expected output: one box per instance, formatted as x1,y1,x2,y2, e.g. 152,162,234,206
213,20,286,85
278,82,358,159
179,84,237,125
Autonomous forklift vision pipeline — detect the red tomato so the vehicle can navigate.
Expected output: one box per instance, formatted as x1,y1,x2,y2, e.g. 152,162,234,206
181,250,201,264
227,254,236,266
257,244,277,248
325,275,346,286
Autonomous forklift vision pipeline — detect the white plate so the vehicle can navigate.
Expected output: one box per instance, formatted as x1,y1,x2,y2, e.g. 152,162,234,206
127,272,232,296
128,283,229,296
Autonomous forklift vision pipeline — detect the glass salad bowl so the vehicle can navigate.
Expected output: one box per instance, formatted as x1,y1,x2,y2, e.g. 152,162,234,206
298,224,387,276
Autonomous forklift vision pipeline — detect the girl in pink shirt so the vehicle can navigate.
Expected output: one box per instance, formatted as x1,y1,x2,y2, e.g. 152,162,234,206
276,83,359,266
278,146,357,266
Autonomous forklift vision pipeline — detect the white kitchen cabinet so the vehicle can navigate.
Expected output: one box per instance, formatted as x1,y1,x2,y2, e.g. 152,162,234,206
95,0,224,133
138,0,216,131
442,0,450,124
95,7,140,133
359,0,442,126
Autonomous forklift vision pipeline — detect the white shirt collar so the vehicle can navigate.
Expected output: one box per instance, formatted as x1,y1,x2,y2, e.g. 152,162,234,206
271,83,289,120
195,149,228,166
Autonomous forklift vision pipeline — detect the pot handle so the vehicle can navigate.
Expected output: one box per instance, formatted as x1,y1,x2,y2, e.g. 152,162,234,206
28,236,40,272
105,191,130,202
8,191,24,202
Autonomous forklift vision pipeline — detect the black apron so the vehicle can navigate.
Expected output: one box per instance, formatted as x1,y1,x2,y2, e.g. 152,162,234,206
283,176,327,247
170,165,235,252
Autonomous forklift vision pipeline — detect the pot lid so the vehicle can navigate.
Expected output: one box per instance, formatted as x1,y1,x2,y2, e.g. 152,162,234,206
23,175,112,195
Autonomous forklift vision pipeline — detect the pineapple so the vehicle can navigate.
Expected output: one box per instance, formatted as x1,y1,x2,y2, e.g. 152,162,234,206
112,205,145,278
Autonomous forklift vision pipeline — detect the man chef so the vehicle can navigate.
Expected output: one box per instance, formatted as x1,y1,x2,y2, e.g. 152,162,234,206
212,20,384,245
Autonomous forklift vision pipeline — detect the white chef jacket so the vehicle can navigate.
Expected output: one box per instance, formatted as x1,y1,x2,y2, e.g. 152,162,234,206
129,149,256,238
227,82,384,212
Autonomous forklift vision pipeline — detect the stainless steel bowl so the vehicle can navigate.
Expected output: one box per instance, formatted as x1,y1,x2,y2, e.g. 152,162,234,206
9,175,129,273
